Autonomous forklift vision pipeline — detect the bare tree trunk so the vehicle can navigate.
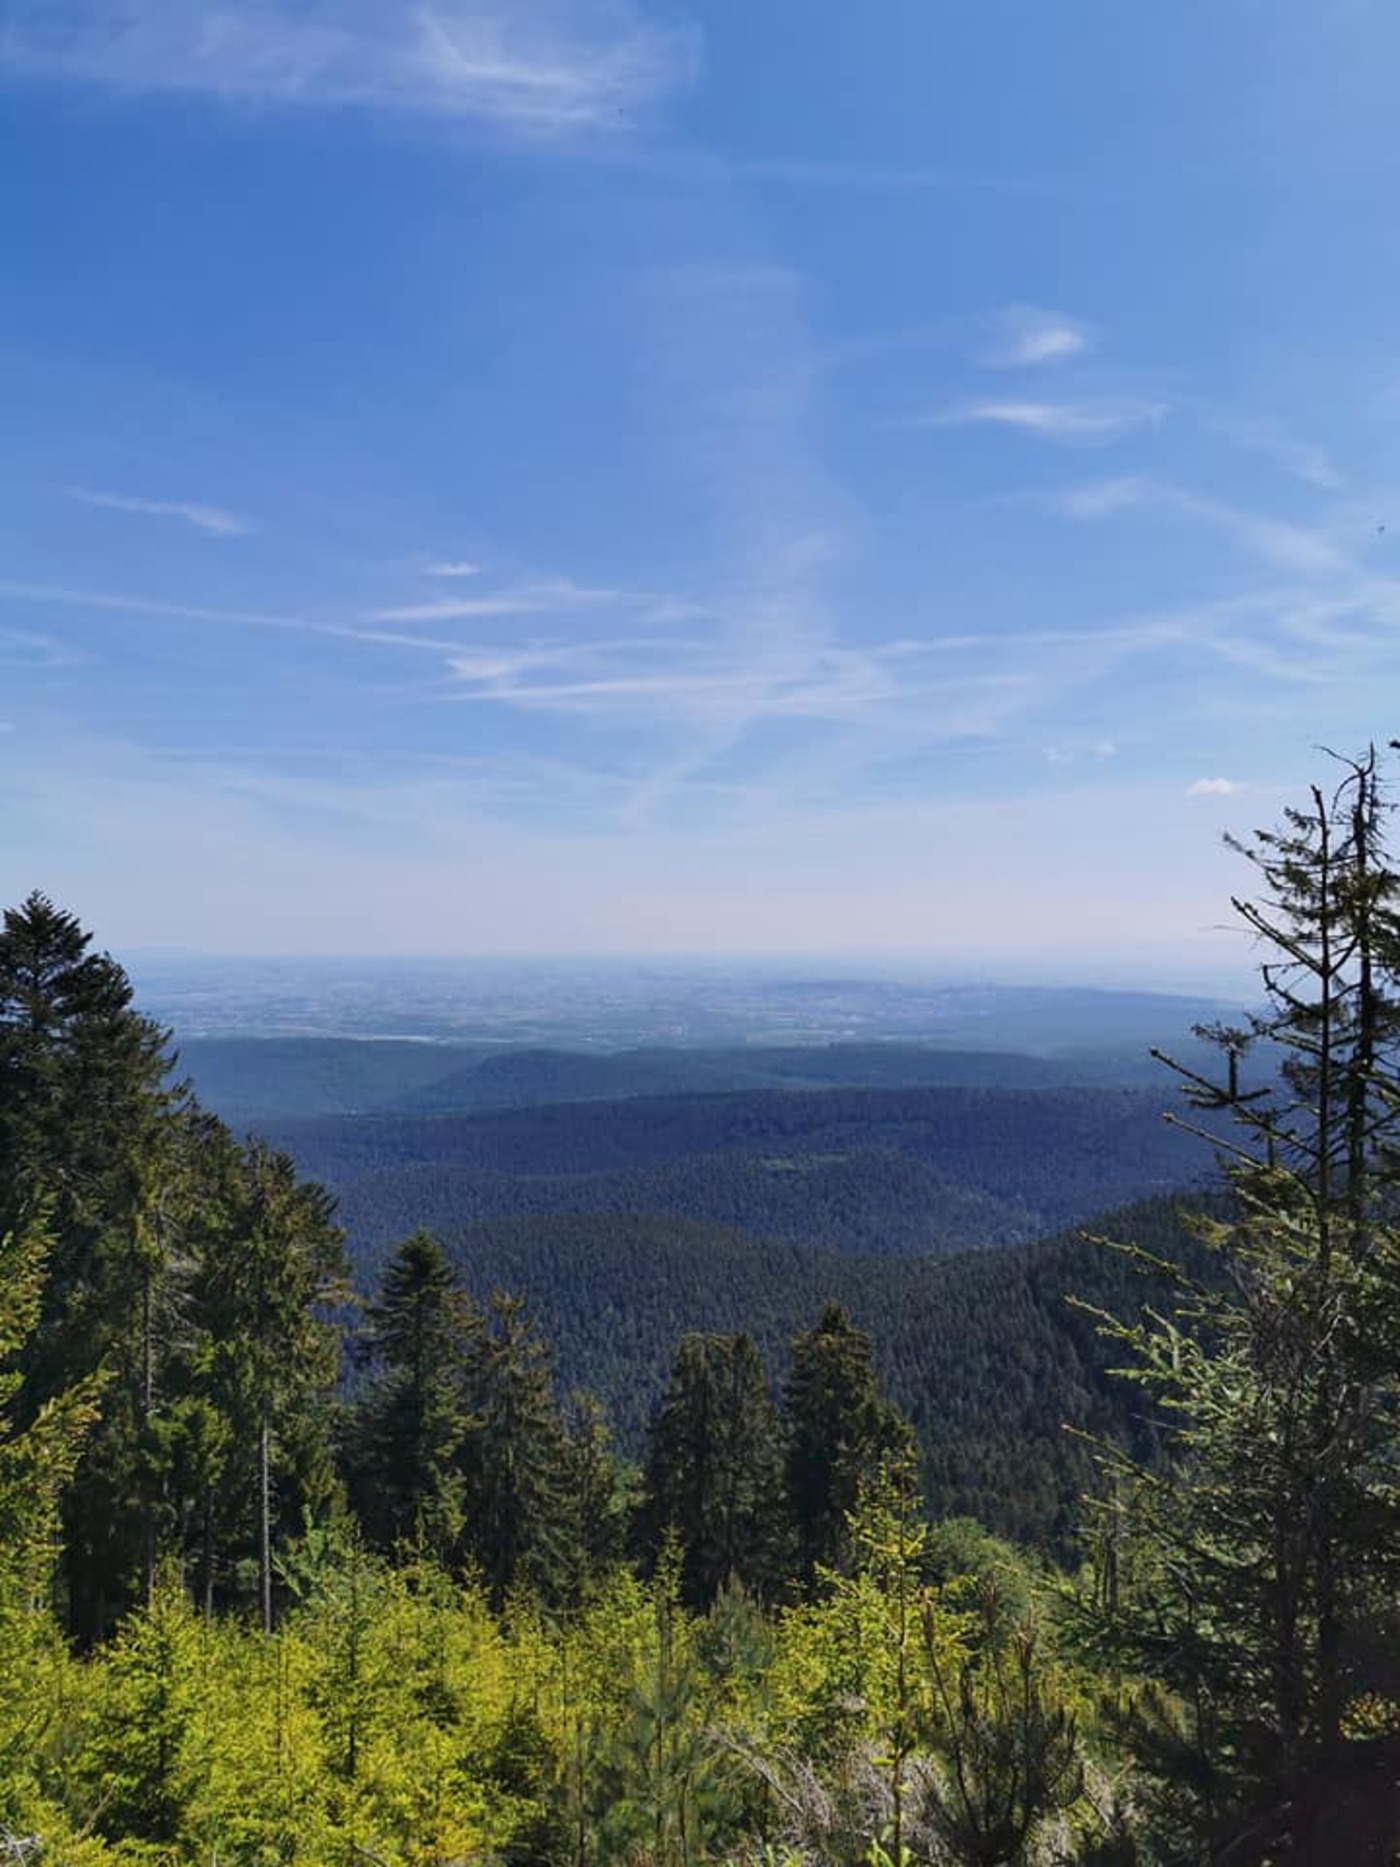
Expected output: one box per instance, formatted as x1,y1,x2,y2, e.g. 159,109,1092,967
259,1408,273,1636
203,1487,216,1622
142,1258,156,1605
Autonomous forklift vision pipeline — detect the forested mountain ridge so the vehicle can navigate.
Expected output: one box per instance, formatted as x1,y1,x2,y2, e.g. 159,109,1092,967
178,1027,1238,1124
270,1080,1219,1265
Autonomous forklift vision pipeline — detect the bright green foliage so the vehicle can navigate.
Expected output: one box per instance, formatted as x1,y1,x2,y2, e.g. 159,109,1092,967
0,1210,98,1609
784,1302,916,1588
0,1209,99,1837
74,1579,207,1847
591,1561,719,1867
642,1331,790,1609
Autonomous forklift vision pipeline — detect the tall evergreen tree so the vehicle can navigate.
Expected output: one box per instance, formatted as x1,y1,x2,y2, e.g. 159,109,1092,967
784,1301,914,1589
641,1332,789,1609
0,893,181,1641
195,1140,347,1632
459,1291,572,1609
0,1207,99,1612
559,1389,630,1602
350,1229,478,1567
1086,746,1400,1860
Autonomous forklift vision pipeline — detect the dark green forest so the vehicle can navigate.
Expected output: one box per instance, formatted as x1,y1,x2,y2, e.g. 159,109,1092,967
5,748,1400,1863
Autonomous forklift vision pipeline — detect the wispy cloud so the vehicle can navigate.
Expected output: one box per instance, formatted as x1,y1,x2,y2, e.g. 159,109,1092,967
0,625,81,667
1212,414,1343,490
67,486,256,536
0,579,470,654
1187,777,1246,796
370,577,630,622
0,1,698,132
1184,500,1347,577
1051,477,1150,518
443,638,920,726
1049,476,1347,576
425,559,483,579
735,157,1065,196
1044,738,1119,766
983,305,1090,368
917,398,1167,443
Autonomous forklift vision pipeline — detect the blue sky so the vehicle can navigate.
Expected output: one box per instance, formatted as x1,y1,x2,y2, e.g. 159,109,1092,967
4,1,1400,981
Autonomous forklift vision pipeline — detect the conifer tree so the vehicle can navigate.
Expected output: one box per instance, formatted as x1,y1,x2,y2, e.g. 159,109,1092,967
0,893,181,1641
559,1389,630,1600
0,1208,99,1611
784,1302,914,1589
459,1291,572,1609
351,1229,478,1566
1086,746,1400,1859
641,1332,790,1609
196,1140,347,1631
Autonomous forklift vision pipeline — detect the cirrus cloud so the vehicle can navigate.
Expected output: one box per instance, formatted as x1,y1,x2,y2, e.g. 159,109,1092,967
66,486,256,537
0,0,699,133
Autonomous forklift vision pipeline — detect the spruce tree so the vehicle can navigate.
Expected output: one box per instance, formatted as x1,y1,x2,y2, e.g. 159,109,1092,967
351,1229,478,1567
641,1332,789,1609
195,1140,347,1631
1086,746,1400,1859
459,1291,571,1609
784,1301,914,1589
559,1389,630,1601
0,893,181,1641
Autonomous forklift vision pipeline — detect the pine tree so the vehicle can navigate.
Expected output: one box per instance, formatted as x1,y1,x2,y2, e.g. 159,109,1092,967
350,1229,478,1567
1085,746,1400,1859
784,1302,914,1589
641,1332,790,1609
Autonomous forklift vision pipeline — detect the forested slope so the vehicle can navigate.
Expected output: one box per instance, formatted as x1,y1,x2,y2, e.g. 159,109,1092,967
390,1194,1215,1547
332,1148,1040,1257
275,1081,1217,1257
